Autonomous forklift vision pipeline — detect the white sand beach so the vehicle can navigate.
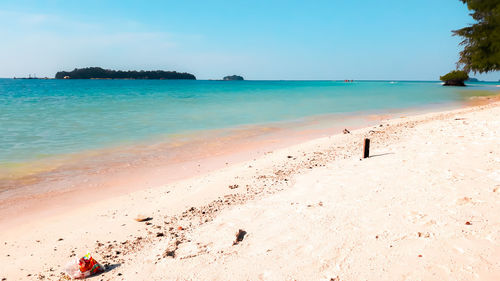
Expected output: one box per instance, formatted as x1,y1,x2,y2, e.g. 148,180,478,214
1,99,499,281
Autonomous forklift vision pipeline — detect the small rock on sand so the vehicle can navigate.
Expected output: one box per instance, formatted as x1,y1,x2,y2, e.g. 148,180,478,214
134,215,152,222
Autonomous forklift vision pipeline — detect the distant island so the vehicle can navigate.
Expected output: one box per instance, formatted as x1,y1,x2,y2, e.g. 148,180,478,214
55,67,196,80
223,75,244,81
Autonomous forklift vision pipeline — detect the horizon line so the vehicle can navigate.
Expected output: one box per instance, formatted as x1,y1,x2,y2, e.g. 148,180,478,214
1,78,499,82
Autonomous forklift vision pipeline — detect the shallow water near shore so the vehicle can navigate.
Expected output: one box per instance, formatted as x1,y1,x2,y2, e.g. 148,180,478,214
0,79,498,196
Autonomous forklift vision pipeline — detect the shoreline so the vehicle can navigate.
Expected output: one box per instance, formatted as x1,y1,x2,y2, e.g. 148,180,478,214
0,99,475,230
0,96,499,280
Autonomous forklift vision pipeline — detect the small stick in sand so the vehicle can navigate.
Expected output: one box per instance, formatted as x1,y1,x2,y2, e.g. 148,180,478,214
363,138,370,158
233,229,247,245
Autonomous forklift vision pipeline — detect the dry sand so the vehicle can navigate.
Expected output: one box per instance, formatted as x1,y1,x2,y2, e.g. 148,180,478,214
1,100,499,281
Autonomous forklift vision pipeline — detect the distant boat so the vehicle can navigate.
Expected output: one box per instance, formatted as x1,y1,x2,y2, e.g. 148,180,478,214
16,73,39,79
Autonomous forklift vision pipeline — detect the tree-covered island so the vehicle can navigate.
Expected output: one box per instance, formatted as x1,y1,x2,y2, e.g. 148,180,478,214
223,75,244,81
55,67,196,80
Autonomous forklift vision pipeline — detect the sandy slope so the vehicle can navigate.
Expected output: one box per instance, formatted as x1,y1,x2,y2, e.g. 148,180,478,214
1,101,499,281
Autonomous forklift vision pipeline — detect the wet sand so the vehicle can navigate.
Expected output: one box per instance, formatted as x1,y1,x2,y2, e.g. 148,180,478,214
0,103,459,230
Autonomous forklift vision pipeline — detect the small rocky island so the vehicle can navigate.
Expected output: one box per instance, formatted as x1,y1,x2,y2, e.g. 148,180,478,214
440,70,469,86
55,67,196,80
223,75,244,81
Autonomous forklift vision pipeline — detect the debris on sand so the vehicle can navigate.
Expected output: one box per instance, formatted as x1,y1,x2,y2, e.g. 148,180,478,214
233,229,247,245
343,129,350,134
134,215,152,222
456,197,472,205
229,184,239,189
163,240,181,258
65,252,104,279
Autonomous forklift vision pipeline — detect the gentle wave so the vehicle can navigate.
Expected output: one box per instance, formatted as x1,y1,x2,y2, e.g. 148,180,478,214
1,79,498,171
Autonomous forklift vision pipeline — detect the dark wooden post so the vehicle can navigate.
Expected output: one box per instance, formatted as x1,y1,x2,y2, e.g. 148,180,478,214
363,138,370,158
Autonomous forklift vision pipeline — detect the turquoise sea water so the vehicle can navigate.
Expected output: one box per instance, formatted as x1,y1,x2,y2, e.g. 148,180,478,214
0,79,498,168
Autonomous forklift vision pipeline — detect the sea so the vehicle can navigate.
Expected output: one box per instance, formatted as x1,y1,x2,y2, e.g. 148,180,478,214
0,79,498,194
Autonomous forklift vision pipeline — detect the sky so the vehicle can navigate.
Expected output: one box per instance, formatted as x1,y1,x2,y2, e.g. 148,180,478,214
0,0,499,81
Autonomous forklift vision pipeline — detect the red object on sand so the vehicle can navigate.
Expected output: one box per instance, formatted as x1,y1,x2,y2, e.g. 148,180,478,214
79,254,103,276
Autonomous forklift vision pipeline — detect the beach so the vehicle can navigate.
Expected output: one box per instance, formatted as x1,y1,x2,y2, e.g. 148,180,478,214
2,0,500,279
3,80,491,229
1,97,499,280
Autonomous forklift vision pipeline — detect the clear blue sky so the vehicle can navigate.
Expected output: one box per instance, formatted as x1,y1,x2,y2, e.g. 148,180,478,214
1,0,499,80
